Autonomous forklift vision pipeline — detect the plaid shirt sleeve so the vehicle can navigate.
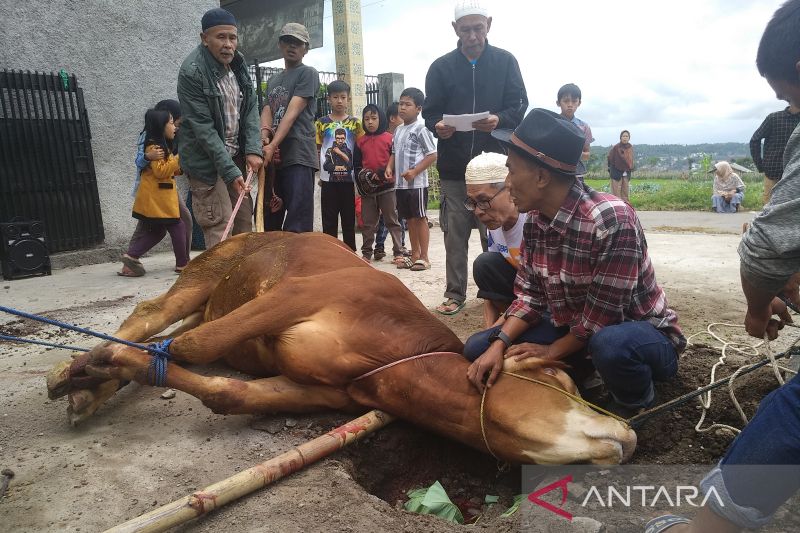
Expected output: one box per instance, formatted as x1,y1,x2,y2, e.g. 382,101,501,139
571,220,641,341
749,114,772,173
505,220,547,324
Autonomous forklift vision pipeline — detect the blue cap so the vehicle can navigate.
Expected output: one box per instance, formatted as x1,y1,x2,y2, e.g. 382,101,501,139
201,8,237,31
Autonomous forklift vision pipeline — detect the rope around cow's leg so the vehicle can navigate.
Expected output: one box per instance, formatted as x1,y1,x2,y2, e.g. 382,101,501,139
146,339,173,388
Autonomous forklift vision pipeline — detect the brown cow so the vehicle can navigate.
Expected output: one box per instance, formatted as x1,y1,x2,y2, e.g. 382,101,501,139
47,232,636,465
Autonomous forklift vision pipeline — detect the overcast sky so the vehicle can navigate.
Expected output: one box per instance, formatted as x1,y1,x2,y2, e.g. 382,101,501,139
263,0,786,146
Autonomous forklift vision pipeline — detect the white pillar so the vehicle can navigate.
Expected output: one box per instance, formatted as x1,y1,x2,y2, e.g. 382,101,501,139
332,0,366,115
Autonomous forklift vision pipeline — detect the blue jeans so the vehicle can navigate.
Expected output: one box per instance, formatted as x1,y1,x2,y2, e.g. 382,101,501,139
699,372,800,528
266,164,315,232
376,215,406,250
463,320,678,408
463,318,570,361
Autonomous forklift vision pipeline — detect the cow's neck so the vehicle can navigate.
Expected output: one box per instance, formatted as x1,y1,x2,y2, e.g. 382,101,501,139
347,352,488,452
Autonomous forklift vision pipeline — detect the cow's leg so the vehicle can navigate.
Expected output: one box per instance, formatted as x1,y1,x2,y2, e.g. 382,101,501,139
160,281,323,366
64,284,312,423
83,345,361,414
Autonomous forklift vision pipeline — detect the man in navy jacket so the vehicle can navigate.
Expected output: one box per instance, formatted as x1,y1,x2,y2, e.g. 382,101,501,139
424,0,528,316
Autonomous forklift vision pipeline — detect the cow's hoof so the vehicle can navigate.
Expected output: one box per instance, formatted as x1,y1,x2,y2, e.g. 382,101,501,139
68,389,98,422
67,380,123,425
47,360,73,400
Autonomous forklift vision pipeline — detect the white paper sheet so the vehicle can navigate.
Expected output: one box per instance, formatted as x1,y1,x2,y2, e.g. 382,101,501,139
441,111,490,132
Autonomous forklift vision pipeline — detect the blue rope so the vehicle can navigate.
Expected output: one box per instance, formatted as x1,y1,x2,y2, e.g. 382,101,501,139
0,305,174,386
147,339,173,387
0,305,171,358
0,333,89,352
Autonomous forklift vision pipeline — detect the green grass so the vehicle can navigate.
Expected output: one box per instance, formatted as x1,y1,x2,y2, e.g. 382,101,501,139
425,172,766,211
583,173,764,211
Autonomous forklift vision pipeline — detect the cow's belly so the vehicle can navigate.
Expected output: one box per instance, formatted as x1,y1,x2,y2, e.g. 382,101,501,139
218,336,279,377
269,319,361,388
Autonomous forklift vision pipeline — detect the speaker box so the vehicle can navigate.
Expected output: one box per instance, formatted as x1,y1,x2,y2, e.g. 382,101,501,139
1,220,51,280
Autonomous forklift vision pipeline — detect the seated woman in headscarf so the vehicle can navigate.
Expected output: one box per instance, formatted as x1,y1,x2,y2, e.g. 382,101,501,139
711,161,745,213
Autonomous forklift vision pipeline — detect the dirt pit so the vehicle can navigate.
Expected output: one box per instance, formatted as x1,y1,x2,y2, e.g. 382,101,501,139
344,422,520,525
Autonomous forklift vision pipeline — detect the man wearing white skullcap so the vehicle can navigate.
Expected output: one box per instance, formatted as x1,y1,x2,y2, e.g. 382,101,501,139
424,0,528,316
464,152,527,326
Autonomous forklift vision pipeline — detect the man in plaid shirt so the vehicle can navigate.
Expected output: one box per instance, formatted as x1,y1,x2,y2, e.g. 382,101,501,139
749,103,800,202
464,108,685,417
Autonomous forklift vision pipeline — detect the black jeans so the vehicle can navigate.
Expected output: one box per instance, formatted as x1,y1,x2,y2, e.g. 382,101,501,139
320,181,356,251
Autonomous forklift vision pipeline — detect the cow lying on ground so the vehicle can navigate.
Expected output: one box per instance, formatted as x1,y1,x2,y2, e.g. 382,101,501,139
47,232,636,464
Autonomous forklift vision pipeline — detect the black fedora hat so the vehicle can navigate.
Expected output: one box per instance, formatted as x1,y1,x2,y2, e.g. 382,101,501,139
492,108,585,176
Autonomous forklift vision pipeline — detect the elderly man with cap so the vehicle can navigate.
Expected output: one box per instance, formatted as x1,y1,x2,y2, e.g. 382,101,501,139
424,0,528,316
260,23,320,233
177,7,263,248
465,152,527,328
463,109,686,418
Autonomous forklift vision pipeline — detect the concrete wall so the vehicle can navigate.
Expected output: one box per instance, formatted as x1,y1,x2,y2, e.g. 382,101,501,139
0,0,216,256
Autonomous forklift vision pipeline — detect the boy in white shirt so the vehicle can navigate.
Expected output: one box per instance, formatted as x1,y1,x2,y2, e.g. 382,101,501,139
386,88,437,271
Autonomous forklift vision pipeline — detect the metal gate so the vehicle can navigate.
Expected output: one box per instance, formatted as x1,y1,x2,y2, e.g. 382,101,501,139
0,69,104,252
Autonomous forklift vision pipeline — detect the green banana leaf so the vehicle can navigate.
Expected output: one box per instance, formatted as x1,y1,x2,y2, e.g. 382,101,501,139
404,481,464,524
500,494,524,518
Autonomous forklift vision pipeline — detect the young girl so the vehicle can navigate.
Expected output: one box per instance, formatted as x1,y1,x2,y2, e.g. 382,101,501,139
124,99,195,275
354,103,403,262
119,109,188,276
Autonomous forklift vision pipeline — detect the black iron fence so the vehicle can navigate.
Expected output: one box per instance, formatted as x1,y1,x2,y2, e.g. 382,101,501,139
249,65,382,117
0,69,104,252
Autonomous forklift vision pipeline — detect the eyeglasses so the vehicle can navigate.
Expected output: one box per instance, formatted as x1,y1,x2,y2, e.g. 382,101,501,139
464,186,505,211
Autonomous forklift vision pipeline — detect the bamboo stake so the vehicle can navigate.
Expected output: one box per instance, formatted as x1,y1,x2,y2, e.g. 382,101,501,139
105,410,395,533
255,164,265,232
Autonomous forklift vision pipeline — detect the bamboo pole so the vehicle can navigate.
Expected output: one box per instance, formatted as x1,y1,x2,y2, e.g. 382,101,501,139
255,165,265,232
105,409,395,533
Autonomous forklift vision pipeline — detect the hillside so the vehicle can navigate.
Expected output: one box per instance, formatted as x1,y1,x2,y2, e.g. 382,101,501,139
588,142,753,173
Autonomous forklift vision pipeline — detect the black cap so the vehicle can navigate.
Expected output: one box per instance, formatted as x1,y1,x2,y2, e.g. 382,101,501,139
492,108,585,176
201,8,237,31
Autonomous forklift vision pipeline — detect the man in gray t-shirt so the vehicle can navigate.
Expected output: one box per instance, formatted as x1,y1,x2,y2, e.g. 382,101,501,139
260,23,320,232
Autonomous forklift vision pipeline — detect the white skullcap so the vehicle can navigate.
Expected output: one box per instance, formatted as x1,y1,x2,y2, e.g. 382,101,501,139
465,152,508,184
454,0,489,21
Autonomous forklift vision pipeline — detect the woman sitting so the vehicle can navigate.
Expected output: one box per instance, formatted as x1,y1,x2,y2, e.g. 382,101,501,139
711,161,745,213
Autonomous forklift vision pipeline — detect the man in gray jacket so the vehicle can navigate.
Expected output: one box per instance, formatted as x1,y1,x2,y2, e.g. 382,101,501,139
177,8,263,248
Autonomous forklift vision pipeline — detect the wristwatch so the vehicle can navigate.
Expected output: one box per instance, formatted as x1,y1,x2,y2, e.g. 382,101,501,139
487,330,512,349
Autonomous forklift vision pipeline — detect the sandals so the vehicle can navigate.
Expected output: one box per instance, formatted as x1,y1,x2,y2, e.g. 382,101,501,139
117,265,143,277
409,259,430,271
119,255,145,277
395,256,414,269
436,298,465,315
644,515,691,533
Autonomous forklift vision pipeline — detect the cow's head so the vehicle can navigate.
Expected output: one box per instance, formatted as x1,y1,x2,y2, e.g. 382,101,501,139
481,359,637,465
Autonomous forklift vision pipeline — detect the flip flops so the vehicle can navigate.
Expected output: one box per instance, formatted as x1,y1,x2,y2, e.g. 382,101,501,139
119,255,145,277
644,515,691,533
436,298,465,315
409,259,430,271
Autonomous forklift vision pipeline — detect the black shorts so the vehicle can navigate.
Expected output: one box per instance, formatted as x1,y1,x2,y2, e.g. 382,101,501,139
395,187,428,219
